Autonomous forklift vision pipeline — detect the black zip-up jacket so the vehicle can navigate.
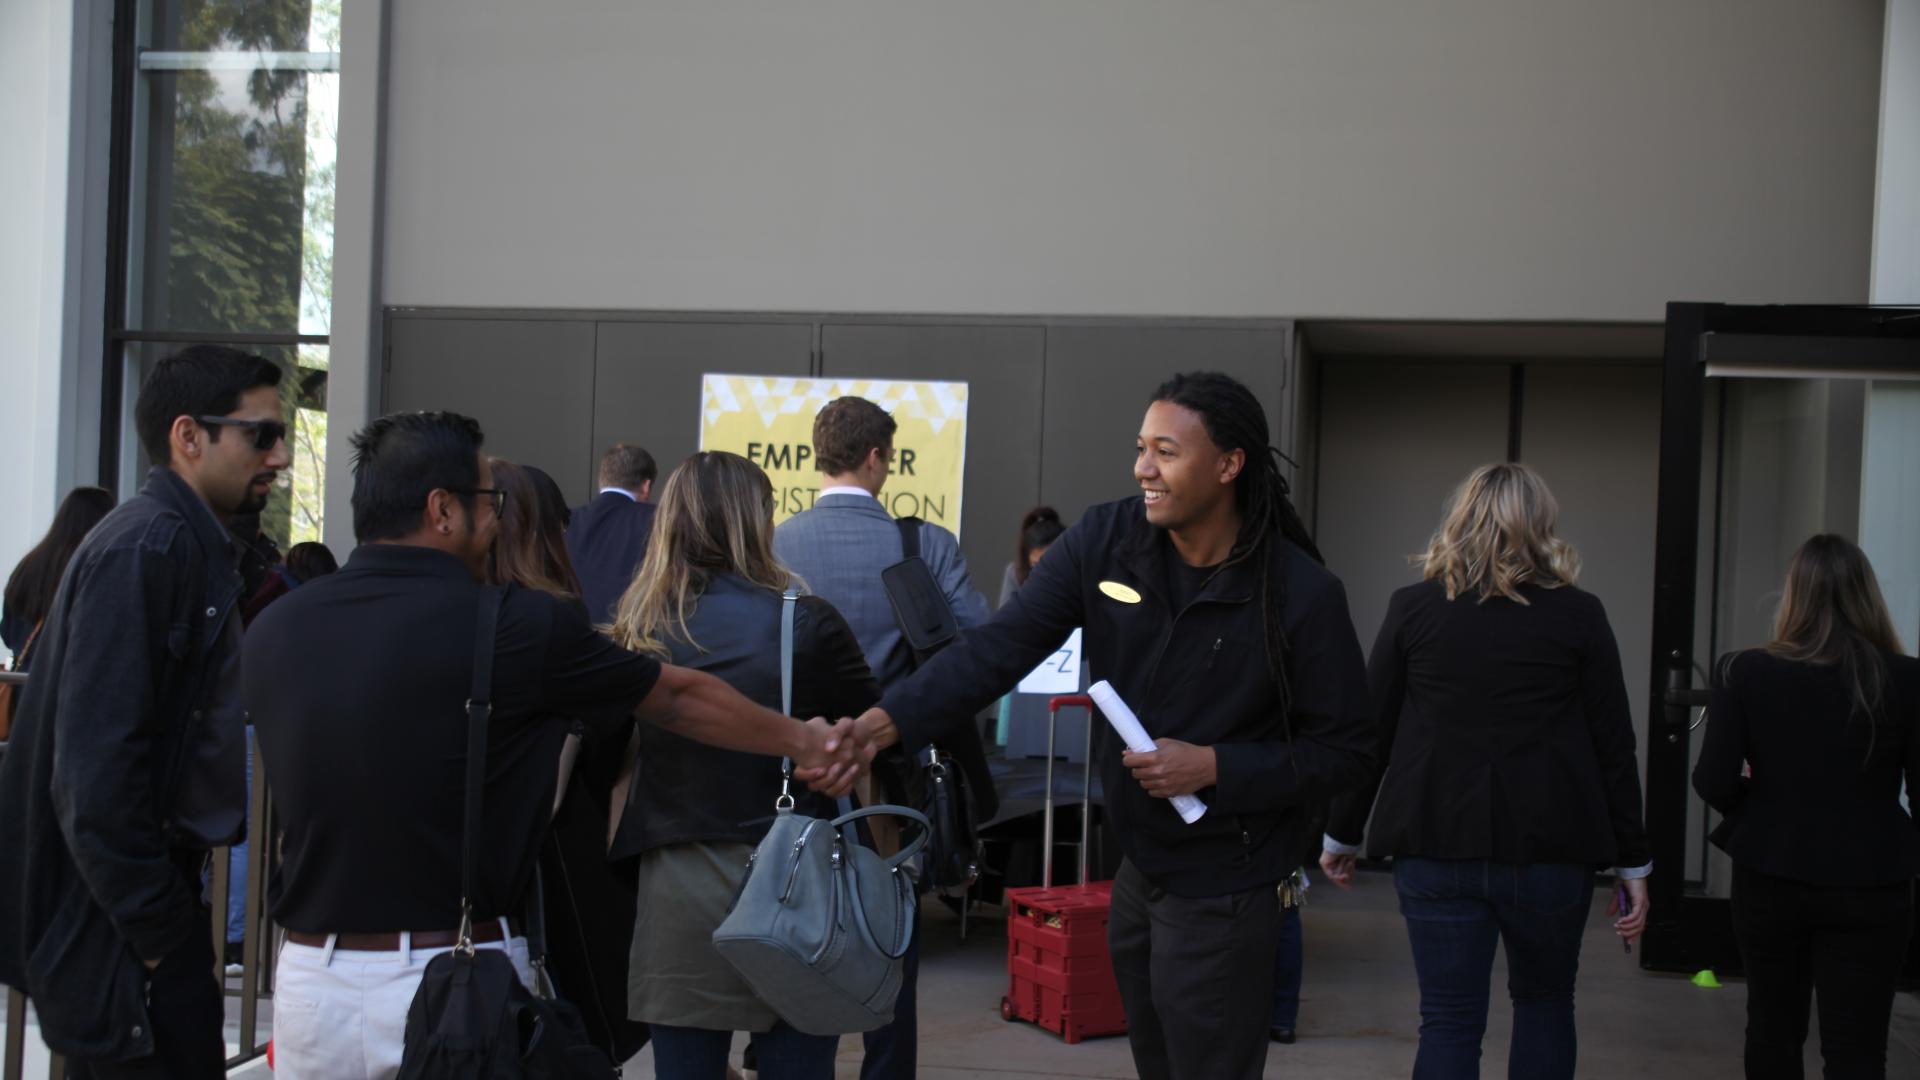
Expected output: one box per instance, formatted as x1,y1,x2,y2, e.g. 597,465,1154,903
879,496,1373,898
0,467,246,1061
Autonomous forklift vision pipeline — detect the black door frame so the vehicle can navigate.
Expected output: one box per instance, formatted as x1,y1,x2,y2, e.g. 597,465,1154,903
1643,302,1920,975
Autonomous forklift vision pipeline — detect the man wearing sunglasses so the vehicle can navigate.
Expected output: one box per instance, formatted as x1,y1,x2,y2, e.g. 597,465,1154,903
0,345,291,1077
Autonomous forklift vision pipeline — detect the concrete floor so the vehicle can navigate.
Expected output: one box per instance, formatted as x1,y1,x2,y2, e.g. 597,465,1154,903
14,871,1920,1077
612,871,1920,1079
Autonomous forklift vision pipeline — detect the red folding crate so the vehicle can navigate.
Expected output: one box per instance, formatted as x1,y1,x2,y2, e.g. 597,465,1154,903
998,695,1127,1044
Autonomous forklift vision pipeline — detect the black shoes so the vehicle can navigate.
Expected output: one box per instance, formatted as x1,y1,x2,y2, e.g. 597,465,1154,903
1270,1026,1296,1044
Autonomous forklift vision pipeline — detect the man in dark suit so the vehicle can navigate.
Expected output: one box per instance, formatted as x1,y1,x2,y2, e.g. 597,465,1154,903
566,444,658,623
774,397,995,1080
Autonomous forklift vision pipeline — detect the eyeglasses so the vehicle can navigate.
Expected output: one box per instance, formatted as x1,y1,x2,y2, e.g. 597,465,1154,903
452,487,508,515
197,416,288,451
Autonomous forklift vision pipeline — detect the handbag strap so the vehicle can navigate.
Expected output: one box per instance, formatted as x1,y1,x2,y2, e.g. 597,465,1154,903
779,589,923,866
525,861,556,997
831,803,931,870
457,585,505,954
11,620,44,671
776,588,799,811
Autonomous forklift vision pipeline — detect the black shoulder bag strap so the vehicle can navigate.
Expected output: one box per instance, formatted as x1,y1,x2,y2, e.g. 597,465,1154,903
456,585,505,954
896,515,920,562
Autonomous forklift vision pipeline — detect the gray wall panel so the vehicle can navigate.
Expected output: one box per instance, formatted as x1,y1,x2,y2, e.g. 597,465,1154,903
385,317,597,504
1039,326,1290,528
819,322,1045,593
592,321,813,496
1316,360,1511,648
383,2,1881,321
1519,362,1662,807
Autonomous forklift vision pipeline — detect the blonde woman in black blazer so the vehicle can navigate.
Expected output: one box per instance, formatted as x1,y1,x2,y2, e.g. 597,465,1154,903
1322,463,1650,1080
1694,534,1920,1080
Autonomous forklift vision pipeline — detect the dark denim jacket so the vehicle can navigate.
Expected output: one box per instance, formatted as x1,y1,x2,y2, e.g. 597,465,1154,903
0,467,247,1061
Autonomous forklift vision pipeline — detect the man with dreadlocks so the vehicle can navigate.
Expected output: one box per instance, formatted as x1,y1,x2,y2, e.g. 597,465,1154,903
850,370,1372,1080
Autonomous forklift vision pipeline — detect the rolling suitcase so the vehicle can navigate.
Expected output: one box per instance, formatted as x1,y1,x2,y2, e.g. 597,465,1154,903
997,695,1127,1044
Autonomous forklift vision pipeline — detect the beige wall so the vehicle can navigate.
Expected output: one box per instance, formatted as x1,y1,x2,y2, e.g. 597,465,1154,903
0,0,110,657
381,0,1883,321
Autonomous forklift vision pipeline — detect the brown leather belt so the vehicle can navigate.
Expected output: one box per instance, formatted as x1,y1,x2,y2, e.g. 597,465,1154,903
285,917,522,952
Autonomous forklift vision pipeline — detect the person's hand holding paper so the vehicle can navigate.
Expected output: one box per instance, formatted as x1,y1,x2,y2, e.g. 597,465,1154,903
1090,680,1208,824
1122,739,1215,798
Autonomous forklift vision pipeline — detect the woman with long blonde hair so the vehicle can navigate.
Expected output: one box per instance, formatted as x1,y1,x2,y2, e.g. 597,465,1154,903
1321,462,1650,1079
1695,535,1919,1078
608,451,878,1080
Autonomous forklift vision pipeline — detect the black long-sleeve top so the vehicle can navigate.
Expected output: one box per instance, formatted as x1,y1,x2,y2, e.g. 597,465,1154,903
1693,648,1920,887
618,574,881,854
1329,579,1651,870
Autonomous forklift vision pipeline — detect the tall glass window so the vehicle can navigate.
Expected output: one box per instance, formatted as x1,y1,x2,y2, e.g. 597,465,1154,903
107,0,340,552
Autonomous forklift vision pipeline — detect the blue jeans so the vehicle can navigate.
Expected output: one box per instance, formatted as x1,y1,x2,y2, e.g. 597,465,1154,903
225,727,255,943
649,1021,836,1080
1394,857,1593,1080
1271,902,1303,1029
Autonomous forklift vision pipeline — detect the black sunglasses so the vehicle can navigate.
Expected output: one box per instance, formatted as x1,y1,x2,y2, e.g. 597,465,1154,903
451,487,508,515
198,415,288,451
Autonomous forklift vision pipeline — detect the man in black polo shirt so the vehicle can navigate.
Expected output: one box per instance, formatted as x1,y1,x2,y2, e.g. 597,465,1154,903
245,412,862,1078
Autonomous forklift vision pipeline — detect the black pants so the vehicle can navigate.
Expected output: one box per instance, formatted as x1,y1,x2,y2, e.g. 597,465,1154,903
1731,863,1913,1080
67,901,225,1080
1108,859,1282,1080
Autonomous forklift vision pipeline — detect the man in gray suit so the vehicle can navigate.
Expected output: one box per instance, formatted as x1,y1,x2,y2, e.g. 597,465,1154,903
773,395,991,1080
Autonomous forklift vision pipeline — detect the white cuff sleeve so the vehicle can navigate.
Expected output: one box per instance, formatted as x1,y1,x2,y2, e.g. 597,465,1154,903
1613,862,1653,880
1322,834,1362,856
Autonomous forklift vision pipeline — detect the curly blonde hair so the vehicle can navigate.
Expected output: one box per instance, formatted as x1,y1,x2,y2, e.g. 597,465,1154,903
1417,463,1580,604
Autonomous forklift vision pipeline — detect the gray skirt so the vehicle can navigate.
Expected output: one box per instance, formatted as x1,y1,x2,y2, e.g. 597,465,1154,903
627,841,781,1031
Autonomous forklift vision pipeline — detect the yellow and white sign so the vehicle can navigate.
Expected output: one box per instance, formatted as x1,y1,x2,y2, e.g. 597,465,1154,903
698,374,969,534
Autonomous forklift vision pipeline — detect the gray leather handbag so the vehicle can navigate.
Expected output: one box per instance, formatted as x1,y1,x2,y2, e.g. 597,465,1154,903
711,590,930,1036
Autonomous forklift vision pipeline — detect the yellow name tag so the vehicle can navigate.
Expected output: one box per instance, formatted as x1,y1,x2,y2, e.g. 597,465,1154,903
1098,580,1143,604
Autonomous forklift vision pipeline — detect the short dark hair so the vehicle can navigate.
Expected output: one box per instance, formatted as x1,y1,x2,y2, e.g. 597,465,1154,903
349,412,486,543
134,345,283,464
597,444,657,491
812,397,896,476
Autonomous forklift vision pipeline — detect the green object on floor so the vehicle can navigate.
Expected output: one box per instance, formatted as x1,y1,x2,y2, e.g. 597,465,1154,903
1692,969,1722,989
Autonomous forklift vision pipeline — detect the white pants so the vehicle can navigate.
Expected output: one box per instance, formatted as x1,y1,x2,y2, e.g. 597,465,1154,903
270,921,536,1080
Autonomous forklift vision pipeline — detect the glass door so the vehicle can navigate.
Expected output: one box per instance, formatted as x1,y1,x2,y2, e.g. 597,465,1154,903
1643,304,1920,976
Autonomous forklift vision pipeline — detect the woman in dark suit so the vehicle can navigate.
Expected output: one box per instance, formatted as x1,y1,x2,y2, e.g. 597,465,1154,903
608,451,879,1080
1694,534,1919,1079
1320,462,1650,1080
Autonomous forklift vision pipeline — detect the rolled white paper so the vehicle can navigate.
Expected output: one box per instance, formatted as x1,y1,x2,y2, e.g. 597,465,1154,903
1088,679,1208,824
